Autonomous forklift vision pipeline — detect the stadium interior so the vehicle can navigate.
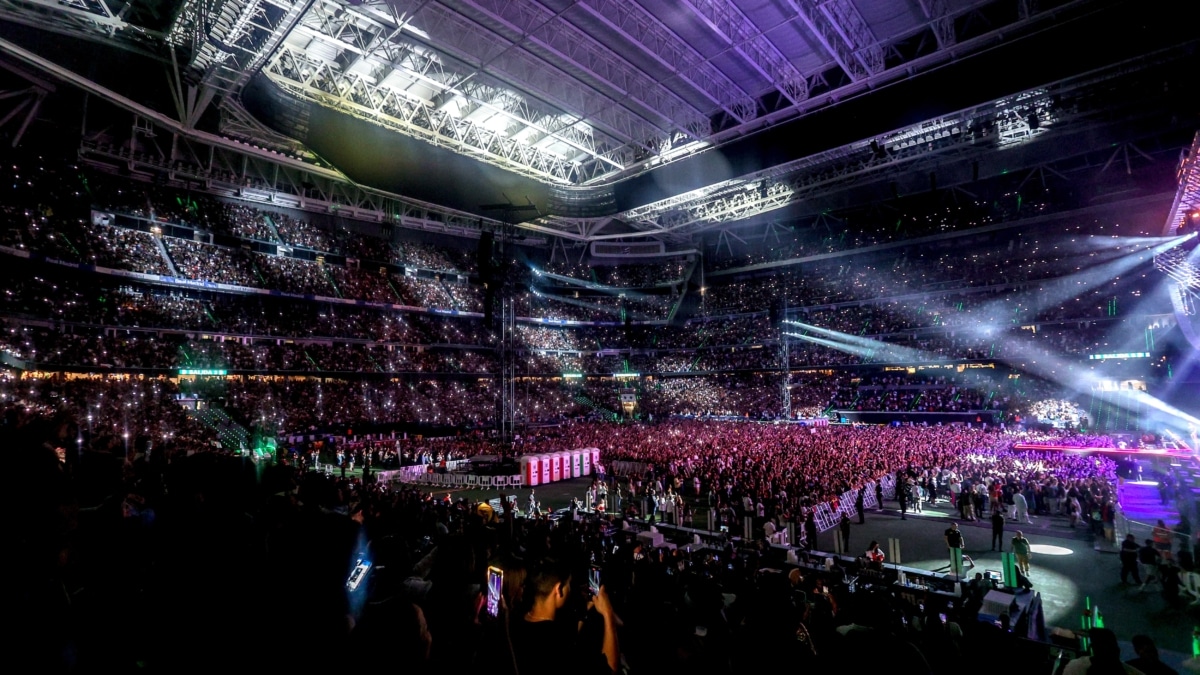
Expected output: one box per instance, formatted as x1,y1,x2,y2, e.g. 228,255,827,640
3,0,1200,673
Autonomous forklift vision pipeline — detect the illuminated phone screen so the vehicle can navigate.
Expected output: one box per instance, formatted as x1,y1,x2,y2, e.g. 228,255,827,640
487,566,503,617
347,560,371,592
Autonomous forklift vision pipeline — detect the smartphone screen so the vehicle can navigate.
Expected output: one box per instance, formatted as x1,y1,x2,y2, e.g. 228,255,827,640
487,566,503,618
346,559,371,592
589,565,602,596
939,613,947,624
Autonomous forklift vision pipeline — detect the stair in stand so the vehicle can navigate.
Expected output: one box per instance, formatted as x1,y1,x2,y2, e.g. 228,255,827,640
190,407,252,452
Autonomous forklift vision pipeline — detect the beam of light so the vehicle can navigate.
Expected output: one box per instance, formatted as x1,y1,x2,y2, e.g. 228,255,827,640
1161,345,1200,400
785,328,941,364
531,291,623,318
526,262,661,303
1125,388,1200,428
982,335,1200,436
1028,544,1074,556
785,239,1200,432
1057,234,1193,254
785,332,874,359
964,238,1184,339
786,321,883,349
787,322,934,362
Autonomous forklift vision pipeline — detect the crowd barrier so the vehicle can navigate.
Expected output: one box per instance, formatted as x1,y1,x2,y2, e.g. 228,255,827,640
382,460,467,483
811,474,897,533
379,453,902,529
607,460,651,477
384,449,602,489
402,472,525,489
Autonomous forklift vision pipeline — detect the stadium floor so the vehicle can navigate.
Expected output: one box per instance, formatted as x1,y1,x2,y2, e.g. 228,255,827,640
849,502,1198,669
417,476,1196,664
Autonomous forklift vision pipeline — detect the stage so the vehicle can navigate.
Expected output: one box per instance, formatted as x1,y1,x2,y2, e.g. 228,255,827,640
1012,444,1196,458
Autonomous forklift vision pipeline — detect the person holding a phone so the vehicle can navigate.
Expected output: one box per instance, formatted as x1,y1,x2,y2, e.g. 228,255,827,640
512,559,620,675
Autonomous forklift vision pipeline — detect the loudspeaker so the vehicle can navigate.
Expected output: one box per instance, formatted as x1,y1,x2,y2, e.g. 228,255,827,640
769,302,783,324
477,231,495,279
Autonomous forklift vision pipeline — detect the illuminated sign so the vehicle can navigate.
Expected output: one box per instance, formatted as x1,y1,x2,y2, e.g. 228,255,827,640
179,369,228,376
562,373,583,379
1088,352,1150,361
884,363,996,372
613,373,640,379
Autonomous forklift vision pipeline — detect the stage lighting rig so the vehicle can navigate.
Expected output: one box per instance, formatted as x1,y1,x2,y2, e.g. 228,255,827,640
1162,132,1200,346
1154,244,1200,299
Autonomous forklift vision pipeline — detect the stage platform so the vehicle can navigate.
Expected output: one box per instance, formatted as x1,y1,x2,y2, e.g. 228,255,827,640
1013,444,1197,458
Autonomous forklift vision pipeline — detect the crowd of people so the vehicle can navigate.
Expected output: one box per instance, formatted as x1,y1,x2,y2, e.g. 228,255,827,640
538,421,1117,530
84,225,174,275
391,240,474,274
542,258,690,288
7,367,1173,675
3,182,1153,376
269,210,333,251
706,169,1103,272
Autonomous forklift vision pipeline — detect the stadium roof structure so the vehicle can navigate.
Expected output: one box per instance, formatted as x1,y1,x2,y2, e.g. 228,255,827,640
0,0,1197,246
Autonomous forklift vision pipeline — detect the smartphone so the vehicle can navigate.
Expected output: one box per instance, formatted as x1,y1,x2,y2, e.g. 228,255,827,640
487,566,503,618
346,559,371,591
589,565,602,596
939,613,947,624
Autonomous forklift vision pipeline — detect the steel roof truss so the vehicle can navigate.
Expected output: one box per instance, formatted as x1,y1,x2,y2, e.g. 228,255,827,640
679,0,809,106
576,0,757,124
446,0,711,140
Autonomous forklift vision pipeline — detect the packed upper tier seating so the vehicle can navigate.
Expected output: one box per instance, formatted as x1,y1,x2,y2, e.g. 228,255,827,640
543,258,690,287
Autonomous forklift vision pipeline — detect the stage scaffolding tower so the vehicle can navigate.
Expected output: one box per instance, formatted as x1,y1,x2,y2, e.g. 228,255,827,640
480,198,535,447
499,291,517,443
781,327,791,420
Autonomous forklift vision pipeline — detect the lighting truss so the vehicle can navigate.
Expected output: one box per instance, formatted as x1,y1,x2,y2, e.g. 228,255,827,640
1164,132,1200,240
573,53,1174,242
1155,247,1200,296
1173,284,1196,317
994,89,1055,147
604,88,1057,240
1162,131,1200,335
